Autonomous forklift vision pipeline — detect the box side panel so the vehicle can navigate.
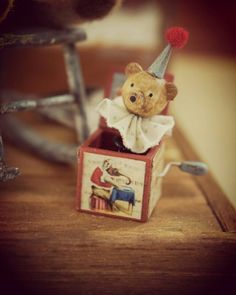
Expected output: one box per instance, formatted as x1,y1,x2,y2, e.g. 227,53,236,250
148,144,165,218
140,158,152,222
79,152,146,221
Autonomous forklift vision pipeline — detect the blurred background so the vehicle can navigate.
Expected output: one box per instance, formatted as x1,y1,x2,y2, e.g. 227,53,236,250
0,0,236,206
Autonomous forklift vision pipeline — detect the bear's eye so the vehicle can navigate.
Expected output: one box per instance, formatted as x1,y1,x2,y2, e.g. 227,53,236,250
130,83,134,87
149,93,153,97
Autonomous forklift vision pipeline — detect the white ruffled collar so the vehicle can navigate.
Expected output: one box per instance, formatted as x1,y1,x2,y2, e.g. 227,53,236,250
97,96,175,154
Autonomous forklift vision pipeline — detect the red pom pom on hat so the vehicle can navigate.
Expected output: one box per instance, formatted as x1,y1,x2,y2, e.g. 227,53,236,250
165,27,189,49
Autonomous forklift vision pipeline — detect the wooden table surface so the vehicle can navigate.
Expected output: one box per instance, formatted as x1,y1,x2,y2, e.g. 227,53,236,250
0,114,236,295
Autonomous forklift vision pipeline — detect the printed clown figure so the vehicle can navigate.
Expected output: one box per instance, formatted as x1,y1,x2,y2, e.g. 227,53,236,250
97,27,189,154
90,159,115,201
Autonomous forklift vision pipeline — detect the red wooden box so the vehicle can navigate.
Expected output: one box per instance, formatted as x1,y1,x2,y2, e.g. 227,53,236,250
76,127,165,222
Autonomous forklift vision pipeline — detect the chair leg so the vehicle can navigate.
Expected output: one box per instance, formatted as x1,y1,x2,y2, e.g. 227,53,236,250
0,28,90,175
0,133,19,181
63,43,89,142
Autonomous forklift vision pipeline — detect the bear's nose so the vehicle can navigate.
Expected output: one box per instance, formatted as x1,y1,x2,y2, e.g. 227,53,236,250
130,95,136,103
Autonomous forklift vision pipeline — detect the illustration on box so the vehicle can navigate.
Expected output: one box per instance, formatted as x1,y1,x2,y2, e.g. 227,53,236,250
77,27,208,221
80,154,146,219
90,159,135,213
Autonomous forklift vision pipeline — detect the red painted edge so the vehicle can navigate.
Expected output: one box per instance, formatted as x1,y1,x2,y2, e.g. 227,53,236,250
81,128,161,161
140,158,151,222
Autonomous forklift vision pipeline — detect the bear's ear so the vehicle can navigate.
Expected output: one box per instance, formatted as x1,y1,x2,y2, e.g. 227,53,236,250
165,82,178,101
125,63,143,76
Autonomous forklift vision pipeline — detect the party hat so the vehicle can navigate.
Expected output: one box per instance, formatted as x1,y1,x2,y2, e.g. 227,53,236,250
148,27,189,78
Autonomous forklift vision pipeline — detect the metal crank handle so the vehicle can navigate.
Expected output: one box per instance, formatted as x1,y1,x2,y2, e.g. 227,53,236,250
158,161,208,178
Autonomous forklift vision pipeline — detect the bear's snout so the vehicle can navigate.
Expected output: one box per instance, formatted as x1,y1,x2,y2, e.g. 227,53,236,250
130,95,136,103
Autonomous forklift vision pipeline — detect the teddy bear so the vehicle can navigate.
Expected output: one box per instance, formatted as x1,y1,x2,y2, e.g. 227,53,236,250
97,27,189,154
122,62,177,118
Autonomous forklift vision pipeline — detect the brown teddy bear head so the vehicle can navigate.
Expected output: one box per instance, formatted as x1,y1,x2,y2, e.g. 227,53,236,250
121,62,177,118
